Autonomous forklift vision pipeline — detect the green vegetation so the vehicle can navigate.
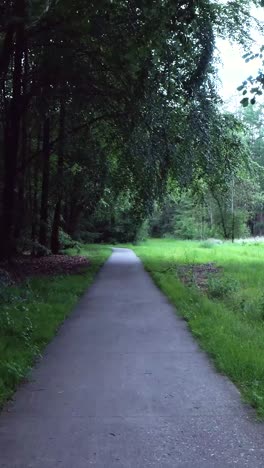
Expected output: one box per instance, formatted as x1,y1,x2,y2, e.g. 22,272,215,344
0,1,261,254
0,245,110,407
145,103,264,243
132,239,264,417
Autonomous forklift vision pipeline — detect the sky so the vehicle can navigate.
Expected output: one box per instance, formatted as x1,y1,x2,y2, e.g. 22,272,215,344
217,6,264,109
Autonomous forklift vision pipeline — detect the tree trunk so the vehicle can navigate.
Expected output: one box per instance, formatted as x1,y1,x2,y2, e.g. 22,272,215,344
39,116,51,249
66,202,83,238
50,100,65,254
14,109,27,241
0,24,15,81
212,191,228,239
31,125,41,252
231,174,235,243
0,0,26,259
15,39,29,242
50,199,62,254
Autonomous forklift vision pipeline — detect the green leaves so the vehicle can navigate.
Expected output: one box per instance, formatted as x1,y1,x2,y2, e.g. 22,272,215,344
240,97,249,107
0,0,260,250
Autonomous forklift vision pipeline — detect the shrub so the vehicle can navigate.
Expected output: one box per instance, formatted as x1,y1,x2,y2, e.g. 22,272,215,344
134,220,150,244
208,274,240,299
59,230,80,250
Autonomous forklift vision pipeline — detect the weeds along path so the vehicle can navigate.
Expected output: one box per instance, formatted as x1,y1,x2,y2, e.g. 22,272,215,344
0,248,264,468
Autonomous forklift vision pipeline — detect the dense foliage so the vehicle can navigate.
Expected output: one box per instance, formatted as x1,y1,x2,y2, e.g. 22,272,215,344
0,0,261,255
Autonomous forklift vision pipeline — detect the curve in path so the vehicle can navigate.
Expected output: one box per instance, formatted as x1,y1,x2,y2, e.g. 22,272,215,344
0,248,264,467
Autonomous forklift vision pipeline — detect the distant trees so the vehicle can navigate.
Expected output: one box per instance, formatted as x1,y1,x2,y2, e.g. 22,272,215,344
148,107,264,241
239,104,264,236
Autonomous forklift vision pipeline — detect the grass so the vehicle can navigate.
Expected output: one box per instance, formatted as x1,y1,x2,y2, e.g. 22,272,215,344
132,239,264,417
0,244,110,408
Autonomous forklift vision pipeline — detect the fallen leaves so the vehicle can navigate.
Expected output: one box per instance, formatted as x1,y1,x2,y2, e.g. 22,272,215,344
0,255,90,284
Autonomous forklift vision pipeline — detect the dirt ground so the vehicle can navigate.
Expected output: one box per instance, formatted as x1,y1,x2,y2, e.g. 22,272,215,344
177,263,221,291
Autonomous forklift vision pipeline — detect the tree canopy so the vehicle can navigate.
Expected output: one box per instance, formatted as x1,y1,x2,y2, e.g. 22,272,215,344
0,0,261,256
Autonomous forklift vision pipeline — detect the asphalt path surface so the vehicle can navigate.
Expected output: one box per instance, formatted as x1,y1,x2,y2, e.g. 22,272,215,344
0,248,264,467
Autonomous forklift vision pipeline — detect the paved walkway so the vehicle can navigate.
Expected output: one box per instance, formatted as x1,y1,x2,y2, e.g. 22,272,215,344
0,248,264,468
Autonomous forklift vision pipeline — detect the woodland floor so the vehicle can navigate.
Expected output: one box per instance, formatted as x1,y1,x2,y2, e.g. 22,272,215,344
0,254,90,284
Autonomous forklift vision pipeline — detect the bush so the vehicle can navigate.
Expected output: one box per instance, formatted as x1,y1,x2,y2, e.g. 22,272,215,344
134,220,150,244
208,274,240,299
236,295,264,322
214,210,250,240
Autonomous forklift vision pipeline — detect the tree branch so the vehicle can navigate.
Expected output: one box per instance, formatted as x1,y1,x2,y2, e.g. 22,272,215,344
17,112,124,173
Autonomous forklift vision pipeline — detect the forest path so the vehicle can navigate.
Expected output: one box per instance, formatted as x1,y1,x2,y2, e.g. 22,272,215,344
0,248,264,468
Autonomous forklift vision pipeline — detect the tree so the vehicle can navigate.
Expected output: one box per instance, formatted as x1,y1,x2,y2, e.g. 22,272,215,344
0,0,258,256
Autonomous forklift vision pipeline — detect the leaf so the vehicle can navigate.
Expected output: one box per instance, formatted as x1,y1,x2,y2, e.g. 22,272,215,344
250,97,256,105
240,97,249,107
237,85,244,91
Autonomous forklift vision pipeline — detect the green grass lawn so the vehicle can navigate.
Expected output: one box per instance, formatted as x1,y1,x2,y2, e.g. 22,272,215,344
132,239,264,417
0,244,111,408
